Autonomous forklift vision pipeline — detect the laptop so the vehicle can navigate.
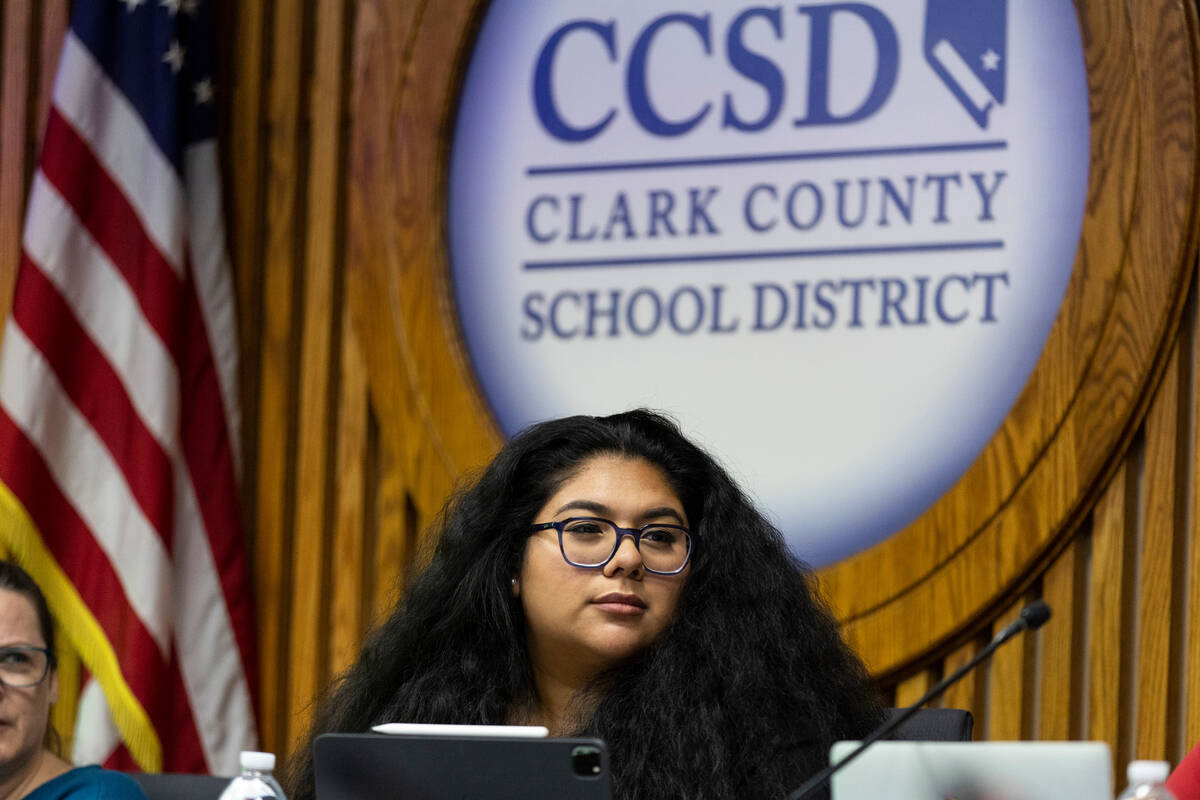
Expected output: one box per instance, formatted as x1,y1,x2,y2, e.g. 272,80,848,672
830,741,1112,800
314,726,611,800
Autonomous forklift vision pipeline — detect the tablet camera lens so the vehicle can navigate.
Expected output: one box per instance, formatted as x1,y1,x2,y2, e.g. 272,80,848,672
570,745,602,777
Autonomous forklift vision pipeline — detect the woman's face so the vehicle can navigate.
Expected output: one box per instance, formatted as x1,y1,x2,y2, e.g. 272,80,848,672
517,454,690,682
0,589,54,775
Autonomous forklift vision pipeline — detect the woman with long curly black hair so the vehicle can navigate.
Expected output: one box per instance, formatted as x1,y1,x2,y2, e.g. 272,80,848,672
287,409,884,800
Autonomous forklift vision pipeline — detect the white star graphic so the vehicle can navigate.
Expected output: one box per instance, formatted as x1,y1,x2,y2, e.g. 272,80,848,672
162,40,186,73
193,78,214,105
981,48,1001,71
119,0,146,11
160,0,182,15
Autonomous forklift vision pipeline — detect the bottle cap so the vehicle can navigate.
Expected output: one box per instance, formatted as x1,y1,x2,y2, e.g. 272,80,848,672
1127,760,1170,784
239,751,276,772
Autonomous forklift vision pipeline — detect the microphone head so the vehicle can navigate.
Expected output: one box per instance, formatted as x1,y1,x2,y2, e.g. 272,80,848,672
1020,600,1052,630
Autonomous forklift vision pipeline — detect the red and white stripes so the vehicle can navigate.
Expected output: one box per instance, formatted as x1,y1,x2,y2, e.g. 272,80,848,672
0,25,257,774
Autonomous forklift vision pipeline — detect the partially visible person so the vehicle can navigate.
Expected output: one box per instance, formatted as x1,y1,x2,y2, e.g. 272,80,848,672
0,560,146,800
1169,742,1200,800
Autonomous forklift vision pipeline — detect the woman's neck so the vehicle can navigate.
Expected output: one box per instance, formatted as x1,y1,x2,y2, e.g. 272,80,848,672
533,671,591,736
512,655,605,736
0,749,70,800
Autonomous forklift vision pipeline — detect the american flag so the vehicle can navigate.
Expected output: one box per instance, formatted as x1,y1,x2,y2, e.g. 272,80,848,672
0,0,257,774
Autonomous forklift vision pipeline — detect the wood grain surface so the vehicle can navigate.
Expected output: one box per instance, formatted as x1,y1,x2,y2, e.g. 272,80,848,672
0,0,32,323
1087,461,1137,772
1037,535,1087,743
835,0,1200,678
940,639,984,738
893,669,934,710
1134,344,1182,761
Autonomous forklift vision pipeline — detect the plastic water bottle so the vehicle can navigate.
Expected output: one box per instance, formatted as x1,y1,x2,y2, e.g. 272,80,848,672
1117,760,1177,800
219,751,287,800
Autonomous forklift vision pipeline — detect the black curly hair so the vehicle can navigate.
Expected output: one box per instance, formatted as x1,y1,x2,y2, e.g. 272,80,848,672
288,410,883,800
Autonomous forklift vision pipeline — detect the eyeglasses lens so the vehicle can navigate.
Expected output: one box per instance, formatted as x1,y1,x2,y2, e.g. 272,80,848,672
0,647,48,687
561,519,689,572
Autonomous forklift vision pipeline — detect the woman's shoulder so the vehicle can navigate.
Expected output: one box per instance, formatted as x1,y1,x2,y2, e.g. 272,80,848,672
25,765,149,800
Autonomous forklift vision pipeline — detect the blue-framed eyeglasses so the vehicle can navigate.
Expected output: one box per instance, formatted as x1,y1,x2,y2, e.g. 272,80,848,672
528,516,693,575
0,645,52,688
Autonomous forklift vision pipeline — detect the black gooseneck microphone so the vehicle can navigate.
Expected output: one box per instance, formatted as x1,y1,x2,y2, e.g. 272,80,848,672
784,600,1052,800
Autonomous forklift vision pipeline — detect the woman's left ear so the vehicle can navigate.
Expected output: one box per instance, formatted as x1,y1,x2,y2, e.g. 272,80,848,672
510,576,520,597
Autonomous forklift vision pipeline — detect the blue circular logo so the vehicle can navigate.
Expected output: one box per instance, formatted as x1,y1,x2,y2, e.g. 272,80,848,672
448,0,1089,566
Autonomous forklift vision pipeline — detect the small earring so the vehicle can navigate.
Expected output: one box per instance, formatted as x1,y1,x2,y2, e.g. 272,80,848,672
510,577,517,587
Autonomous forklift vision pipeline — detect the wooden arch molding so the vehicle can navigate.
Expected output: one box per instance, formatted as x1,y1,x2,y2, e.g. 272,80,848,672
346,0,1200,677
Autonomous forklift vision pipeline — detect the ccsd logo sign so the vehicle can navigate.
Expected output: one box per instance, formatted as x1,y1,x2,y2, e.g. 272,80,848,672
448,1,1089,566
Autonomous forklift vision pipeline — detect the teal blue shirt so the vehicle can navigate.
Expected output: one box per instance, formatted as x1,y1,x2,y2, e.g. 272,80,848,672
24,766,148,800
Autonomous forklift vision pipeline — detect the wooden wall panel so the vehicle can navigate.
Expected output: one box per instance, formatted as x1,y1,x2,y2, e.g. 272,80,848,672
940,640,983,738
33,2,67,147
328,320,369,678
253,0,306,757
219,0,370,756
893,670,933,709
1086,459,1136,772
1134,344,1182,761
1038,536,1086,742
0,0,66,336
988,599,1034,741
878,274,1199,785
0,0,33,319
830,0,1197,682
1186,282,1200,752
1169,291,1195,768
288,0,351,751
220,0,267,475
372,439,412,619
